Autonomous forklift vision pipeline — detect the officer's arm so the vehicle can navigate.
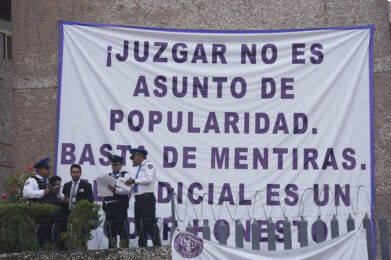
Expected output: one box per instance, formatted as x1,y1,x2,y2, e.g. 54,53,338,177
23,178,45,199
114,172,131,195
135,164,154,185
56,191,65,201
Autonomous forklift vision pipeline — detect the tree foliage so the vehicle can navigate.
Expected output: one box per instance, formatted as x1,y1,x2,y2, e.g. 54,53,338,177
0,202,59,253
60,200,102,250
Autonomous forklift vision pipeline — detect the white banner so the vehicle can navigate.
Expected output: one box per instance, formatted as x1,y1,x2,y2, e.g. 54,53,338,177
172,229,368,260
57,21,374,249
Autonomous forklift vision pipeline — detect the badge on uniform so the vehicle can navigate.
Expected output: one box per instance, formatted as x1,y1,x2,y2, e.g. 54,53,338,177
148,164,153,169
79,188,84,193
72,196,77,203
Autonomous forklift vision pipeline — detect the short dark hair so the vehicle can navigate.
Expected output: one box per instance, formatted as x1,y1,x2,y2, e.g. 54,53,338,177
49,175,62,184
70,164,82,173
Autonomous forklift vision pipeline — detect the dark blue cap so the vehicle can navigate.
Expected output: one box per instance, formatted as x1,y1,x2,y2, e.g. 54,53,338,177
129,148,148,159
110,154,124,165
33,158,51,169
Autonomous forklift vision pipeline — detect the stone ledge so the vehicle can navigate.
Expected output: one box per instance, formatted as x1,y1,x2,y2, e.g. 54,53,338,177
0,246,171,260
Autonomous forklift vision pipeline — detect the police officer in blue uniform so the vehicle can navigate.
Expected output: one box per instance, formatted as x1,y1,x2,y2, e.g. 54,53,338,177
23,158,65,247
125,148,161,247
102,155,131,248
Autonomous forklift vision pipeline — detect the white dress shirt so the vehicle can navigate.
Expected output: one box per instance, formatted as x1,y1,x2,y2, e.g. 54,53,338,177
134,159,156,195
23,175,65,201
68,180,80,209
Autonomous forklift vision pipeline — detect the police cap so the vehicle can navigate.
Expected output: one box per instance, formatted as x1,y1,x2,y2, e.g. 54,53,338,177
33,158,51,169
110,154,124,165
129,148,148,160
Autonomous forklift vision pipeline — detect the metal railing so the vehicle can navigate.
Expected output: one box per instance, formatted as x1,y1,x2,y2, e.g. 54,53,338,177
0,188,389,260
169,188,390,260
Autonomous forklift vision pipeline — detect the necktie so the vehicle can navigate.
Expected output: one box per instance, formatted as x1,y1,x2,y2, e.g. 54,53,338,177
43,178,48,185
134,166,141,193
69,182,77,210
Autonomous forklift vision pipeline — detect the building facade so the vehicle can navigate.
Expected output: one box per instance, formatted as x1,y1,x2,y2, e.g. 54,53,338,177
0,0,391,249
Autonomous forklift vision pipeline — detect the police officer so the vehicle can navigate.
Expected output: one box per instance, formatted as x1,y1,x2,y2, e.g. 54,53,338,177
125,148,161,247
102,155,131,248
23,157,65,247
23,158,64,201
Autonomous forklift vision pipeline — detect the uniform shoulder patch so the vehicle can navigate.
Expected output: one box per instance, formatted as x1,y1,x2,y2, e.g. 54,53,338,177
120,171,128,177
148,164,153,169
25,180,30,185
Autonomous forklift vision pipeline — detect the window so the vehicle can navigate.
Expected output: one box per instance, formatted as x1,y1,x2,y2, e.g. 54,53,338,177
0,31,11,59
6,34,11,59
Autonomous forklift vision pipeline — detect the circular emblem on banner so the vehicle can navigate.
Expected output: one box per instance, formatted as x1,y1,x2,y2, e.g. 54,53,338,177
174,232,203,258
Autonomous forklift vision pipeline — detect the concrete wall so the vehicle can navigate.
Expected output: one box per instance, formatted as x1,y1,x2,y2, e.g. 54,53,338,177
389,1,391,23
3,0,391,252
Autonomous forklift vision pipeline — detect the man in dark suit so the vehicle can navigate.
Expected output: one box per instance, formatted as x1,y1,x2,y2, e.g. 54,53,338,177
62,164,93,223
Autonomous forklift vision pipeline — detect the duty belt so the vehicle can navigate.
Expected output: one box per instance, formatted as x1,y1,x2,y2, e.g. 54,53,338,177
135,192,154,201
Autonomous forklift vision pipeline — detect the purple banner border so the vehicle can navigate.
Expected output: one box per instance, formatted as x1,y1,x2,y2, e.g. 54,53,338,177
55,20,375,255
368,24,375,258
59,20,372,34
54,21,65,177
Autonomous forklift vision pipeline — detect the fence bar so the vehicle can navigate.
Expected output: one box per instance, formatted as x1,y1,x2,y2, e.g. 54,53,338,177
19,224,22,251
331,215,339,239
283,217,292,250
315,216,325,243
35,224,39,244
267,218,276,251
299,216,308,248
251,219,260,250
186,222,194,234
218,221,228,245
347,214,355,232
363,214,374,260
203,220,211,241
235,220,244,248
2,222,7,247
170,188,178,242
379,214,390,260
70,223,73,243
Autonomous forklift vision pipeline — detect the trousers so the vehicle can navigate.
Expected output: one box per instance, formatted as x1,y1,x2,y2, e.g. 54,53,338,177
134,194,161,247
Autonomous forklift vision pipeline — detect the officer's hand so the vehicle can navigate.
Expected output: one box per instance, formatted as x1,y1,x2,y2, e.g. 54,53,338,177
107,185,116,192
125,179,135,185
64,197,70,203
53,186,60,194
43,187,50,195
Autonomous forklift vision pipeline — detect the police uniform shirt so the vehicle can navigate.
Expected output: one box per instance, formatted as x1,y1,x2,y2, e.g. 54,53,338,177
134,159,156,195
23,175,65,200
110,171,131,195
